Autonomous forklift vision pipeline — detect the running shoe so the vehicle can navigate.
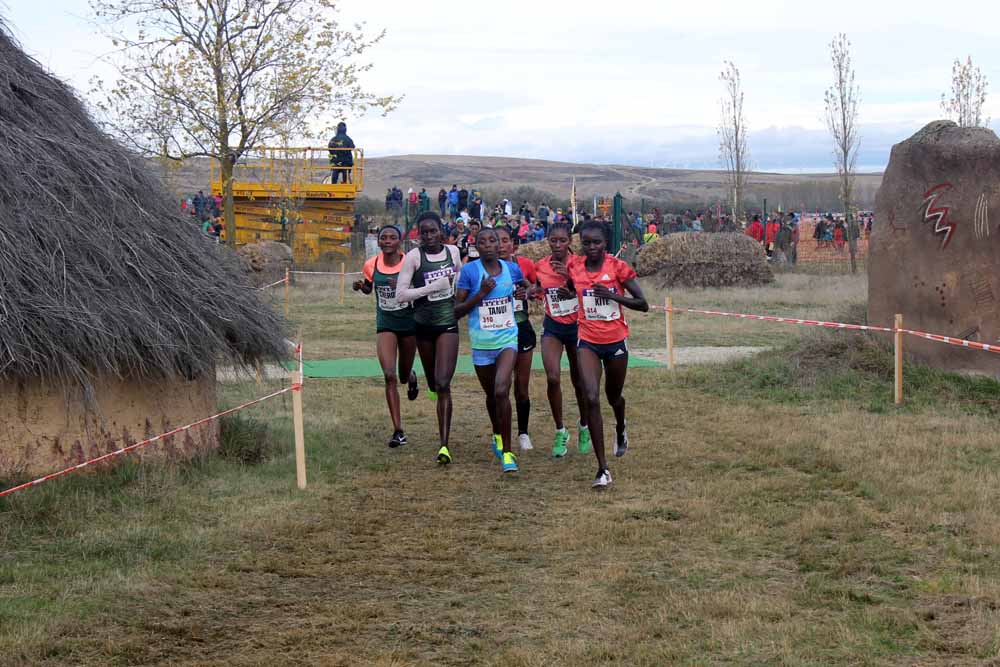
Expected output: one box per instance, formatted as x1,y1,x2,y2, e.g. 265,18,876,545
492,434,503,461
388,430,407,448
427,389,438,402
577,422,592,455
407,372,419,401
552,428,569,458
518,433,533,451
614,425,629,458
437,445,451,465
592,468,612,489
502,451,519,473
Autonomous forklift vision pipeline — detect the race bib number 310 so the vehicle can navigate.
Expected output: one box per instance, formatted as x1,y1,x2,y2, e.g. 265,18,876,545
479,297,514,330
582,288,620,321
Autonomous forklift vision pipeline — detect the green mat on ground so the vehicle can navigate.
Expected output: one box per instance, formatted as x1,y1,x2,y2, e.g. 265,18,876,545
286,354,662,379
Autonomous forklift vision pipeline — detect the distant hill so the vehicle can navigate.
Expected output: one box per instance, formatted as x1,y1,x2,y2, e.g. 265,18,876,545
163,154,882,211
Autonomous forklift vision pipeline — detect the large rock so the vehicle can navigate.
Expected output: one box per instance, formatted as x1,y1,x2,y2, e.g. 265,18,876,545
870,121,1000,377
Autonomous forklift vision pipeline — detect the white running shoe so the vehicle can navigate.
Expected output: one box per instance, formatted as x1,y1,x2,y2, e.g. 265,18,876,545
591,469,613,489
518,433,533,451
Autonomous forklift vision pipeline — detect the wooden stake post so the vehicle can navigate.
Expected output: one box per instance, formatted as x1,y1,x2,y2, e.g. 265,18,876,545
894,313,903,405
284,267,290,319
292,338,307,489
665,296,675,370
339,262,346,305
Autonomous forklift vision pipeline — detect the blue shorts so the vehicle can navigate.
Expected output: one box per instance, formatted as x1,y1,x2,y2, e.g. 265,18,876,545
541,316,578,348
472,344,518,367
577,338,629,362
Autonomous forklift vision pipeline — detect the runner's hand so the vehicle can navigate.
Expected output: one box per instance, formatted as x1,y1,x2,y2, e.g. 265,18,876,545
551,260,569,279
592,284,616,300
557,286,574,300
478,275,496,295
514,284,527,301
352,279,365,291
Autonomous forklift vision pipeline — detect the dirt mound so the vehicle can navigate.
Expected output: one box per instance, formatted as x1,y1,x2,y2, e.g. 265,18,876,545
636,232,773,288
238,241,293,286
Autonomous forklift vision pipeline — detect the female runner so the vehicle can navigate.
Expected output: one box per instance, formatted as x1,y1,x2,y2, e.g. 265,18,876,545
454,228,527,473
395,212,463,465
563,220,648,488
352,225,419,447
534,222,590,457
496,225,537,451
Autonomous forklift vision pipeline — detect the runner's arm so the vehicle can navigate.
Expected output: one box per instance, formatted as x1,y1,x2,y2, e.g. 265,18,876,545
454,272,495,319
394,249,448,303
593,278,648,312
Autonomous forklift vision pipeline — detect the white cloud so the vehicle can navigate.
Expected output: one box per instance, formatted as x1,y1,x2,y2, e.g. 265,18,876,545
5,0,1000,169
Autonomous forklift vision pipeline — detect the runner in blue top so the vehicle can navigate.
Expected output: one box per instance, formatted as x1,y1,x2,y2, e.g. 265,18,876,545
454,228,527,473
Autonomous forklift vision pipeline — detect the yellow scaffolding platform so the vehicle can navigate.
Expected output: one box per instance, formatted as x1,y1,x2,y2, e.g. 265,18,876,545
210,146,364,263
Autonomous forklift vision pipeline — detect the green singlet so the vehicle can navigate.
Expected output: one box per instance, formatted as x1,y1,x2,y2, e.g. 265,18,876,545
412,247,457,327
372,255,414,334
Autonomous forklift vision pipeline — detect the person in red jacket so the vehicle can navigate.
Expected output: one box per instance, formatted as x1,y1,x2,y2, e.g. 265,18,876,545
746,215,764,243
764,216,780,258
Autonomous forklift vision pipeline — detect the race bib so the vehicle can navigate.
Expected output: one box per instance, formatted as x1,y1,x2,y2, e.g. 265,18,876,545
582,288,620,321
376,285,406,311
479,297,514,330
467,245,480,258
514,298,524,313
424,267,454,302
545,288,579,317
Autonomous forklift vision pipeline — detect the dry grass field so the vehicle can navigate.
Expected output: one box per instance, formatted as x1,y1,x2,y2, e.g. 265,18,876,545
4,271,1000,666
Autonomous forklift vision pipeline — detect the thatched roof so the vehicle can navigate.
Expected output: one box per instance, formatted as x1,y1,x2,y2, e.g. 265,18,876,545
0,22,286,392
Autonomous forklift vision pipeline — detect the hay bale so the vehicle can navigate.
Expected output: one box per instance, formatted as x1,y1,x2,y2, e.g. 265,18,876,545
636,232,773,288
238,241,293,286
517,234,582,261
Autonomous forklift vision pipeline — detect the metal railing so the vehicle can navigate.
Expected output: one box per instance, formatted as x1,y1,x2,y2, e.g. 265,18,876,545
210,146,365,196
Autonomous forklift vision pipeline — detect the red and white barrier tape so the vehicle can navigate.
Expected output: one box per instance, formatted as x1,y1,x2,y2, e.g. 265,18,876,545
652,305,1000,355
0,384,301,499
290,270,363,276
257,277,289,290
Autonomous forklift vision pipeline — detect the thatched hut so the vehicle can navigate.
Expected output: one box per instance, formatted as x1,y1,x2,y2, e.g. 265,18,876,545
0,23,286,478
636,232,773,288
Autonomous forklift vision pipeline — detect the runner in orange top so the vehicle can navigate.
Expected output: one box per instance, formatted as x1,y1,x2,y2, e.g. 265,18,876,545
533,222,590,458
563,220,648,489
353,225,420,448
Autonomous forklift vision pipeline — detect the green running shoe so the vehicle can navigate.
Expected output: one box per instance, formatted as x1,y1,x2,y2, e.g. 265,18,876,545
577,422,592,455
552,428,569,458
437,445,451,465
502,451,519,473
492,434,503,461
427,389,438,401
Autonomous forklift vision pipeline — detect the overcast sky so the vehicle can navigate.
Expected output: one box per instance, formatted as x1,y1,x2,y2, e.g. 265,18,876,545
4,0,999,171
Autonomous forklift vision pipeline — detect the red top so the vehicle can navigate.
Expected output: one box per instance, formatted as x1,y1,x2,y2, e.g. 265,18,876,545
568,254,637,344
535,255,579,324
765,221,780,244
746,220,764,241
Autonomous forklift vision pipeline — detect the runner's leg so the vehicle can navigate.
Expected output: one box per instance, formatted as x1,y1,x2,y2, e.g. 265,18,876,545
474,362,500,436
578,346,606,472
514,348,532,436
565,341,589,428
397,333,418,399
434,332,459,447
494,348,517,454
541,336,564,430
376,332,402,432
416,337,437,394
603,354,628,437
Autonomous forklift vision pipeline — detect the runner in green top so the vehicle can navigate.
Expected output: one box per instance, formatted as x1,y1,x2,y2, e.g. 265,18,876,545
395,212,463,465
353,225,419,448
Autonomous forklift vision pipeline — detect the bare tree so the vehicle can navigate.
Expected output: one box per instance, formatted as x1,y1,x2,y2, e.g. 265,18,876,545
824,33,861,273
718,60,751,223
941,56,990,128
91,0,398,246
